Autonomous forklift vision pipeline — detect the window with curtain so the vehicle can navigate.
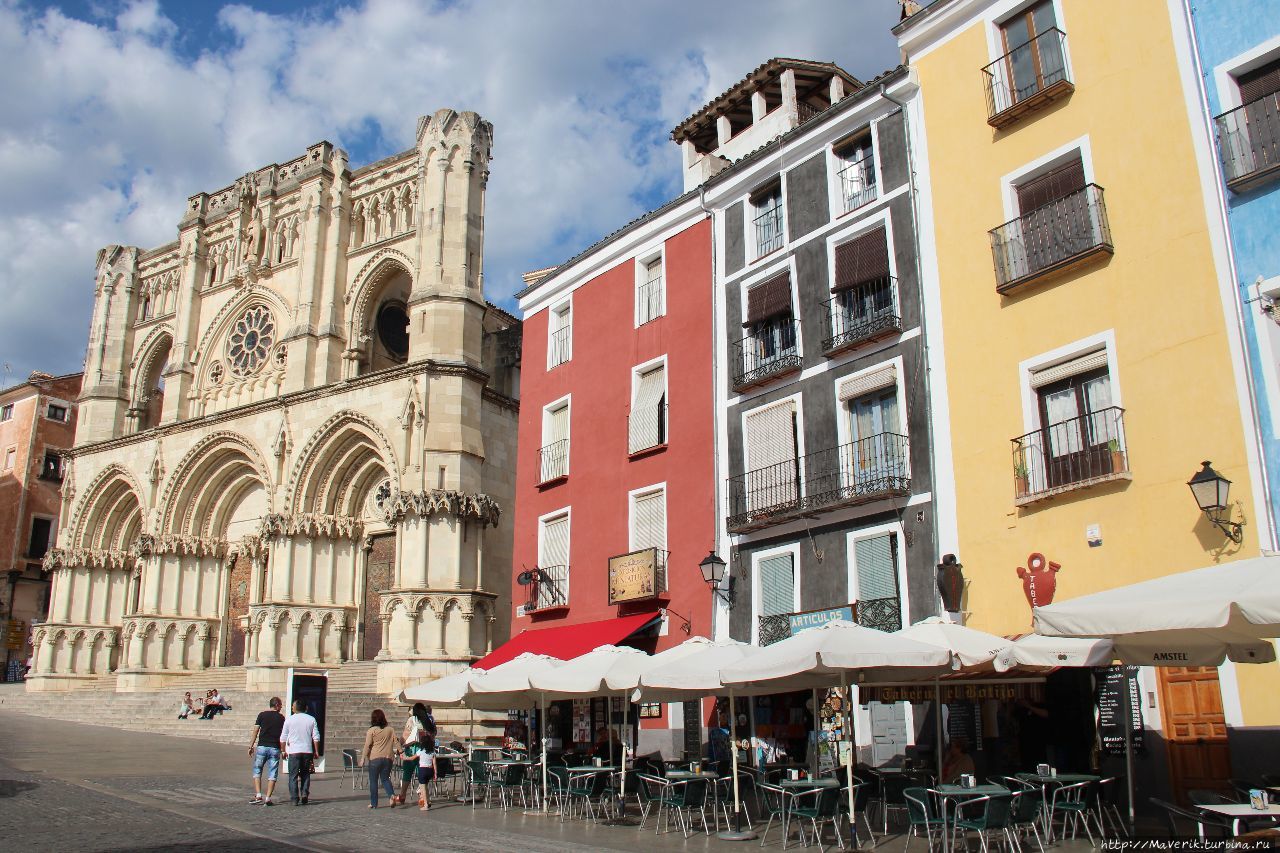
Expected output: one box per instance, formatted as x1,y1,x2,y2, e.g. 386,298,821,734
628,363,666,453
541,401,570,481
1000,0,1065,104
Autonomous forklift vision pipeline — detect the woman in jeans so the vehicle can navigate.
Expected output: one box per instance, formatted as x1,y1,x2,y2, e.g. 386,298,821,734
362,709,398,808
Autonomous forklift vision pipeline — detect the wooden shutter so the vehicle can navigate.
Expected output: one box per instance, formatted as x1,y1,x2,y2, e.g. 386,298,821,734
541,515,569,568
744,272,793,326
632,490,666,552
759,554,795,617
629,365,666,453
833,227,890,292
854,534,898,601
744,400,797,473
1239,58,1280,103
837,365,897,402
1016,155,1086,214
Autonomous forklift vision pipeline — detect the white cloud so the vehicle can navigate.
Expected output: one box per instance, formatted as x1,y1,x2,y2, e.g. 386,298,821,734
0,0,899,380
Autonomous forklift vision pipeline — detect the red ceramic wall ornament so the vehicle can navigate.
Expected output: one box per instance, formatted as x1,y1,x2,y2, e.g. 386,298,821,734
1017,552,1061,609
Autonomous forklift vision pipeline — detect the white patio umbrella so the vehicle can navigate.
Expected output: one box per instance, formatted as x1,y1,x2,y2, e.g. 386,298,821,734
399,665,488,763
633,638,762,841
993,634,1115,672
895,617,1013,670
720,620,953,839
1033,555,1280,665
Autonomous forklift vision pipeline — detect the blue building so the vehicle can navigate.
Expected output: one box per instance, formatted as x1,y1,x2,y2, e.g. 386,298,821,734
1185,0,1280,547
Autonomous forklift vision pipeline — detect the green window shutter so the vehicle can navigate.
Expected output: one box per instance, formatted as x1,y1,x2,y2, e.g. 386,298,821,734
759,554,795,617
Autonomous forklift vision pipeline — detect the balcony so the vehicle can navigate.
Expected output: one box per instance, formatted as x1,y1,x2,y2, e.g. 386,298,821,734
728,433,910,532
524,564,569,613
548,325,571,368
637,276,663,324
1215,93,1280,193
732,318,801,391
538,439,569,485
757,597,901,646
1012,406,1130,505
983,28,1073,129
822,278,902,356
989,185,1112,294
754,205,785,258
837,151,878,213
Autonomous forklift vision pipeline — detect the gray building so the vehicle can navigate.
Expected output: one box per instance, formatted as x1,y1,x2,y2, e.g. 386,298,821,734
678,60,942,765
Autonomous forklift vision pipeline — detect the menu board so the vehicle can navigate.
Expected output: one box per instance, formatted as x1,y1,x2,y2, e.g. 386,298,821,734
1095,665,1145,755
945,701,983,746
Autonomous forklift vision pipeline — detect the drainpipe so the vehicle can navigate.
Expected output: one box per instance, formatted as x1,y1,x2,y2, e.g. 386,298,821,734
699,184,726,640
1178,0,1278,551
880,81,946,620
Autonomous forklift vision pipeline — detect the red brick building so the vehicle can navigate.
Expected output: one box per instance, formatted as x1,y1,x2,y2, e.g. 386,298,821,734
498,194,717,757
0,371,81,679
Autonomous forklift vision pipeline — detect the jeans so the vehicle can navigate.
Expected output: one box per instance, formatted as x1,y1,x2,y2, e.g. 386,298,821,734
252,746,280,782
287,753,313,802
367,757,394,806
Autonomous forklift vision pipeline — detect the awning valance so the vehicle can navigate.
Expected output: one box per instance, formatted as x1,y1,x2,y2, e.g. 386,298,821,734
472,611,660,670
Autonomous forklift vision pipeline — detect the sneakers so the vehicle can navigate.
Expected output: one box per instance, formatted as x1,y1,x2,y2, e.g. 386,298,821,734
263,799,274,807
301,797,309,805
250,795,263,804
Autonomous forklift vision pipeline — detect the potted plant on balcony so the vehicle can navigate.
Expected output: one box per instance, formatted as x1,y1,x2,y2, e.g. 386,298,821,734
1107,438,1125,474
1014,460,1031,498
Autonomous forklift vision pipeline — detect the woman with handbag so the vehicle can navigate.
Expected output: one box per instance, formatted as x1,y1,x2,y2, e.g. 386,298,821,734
409,703,438,811
362,709,398,808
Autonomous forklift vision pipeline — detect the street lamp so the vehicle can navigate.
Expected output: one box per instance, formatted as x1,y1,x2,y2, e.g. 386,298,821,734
1187,460,1243,543
698,551,733,603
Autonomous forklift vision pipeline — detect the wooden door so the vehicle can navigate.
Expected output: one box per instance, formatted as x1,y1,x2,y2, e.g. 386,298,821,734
1157,667,1232,805
363,534,395,660
223,554,252,667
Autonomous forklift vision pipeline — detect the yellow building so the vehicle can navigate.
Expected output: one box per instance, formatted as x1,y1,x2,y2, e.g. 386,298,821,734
896,0,1279,797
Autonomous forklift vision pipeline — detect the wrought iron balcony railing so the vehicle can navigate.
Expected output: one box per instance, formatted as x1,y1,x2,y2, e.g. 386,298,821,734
1215,92,1280,192
549,325,571,367
982,28,1073,128
989,184,1112,293
856,597,903,633
538,438,569,484
637,275,663,324
525,564,569,612
822,278,901,355
728,432,910,531
837,151,878,213
1012,405,1129,503
754,205,785,257
758,614,791,647
732,318,801,390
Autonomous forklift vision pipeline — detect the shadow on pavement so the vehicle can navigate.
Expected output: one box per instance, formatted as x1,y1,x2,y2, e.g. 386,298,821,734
0,779,38,798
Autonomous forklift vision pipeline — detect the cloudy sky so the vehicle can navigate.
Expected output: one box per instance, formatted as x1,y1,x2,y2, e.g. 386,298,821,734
0,0,900,383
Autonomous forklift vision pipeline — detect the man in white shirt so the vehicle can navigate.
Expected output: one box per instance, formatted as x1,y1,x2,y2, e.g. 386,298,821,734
280,699,321,805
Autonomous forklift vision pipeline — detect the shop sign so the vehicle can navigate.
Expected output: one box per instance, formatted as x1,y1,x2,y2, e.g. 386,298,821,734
788,605,853,635
3,619,25,650
861,681,1044,704
1017,552,1060,611
608,548,660,605
1095,665,1145,755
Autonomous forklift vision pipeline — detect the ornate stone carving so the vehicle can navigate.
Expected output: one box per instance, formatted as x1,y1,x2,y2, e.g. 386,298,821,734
42,547,132,571
258,512,365,541
130,533,227,559
381,489,501,528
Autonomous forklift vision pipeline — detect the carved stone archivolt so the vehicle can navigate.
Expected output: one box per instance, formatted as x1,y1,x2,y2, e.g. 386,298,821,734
42,548,132,572
381,489,500,528
250,603,353,631
130,533,228,559
123,616,216,641
258,512,364,541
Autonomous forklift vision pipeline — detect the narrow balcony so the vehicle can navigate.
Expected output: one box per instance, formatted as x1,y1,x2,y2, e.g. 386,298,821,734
538,438,569,485
727,432,910,532
524,564,569,613
757,597,901,646
837,151,878,213
732,318,801,391
983,28,1073,129
548,325,571,368
1215,92,1280,193
1012,406,1130,505
754,205,785,258
822,278,902,356
989,184,1112,294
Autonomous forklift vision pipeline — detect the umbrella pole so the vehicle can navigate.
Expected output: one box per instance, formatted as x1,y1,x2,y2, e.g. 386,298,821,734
718,686,756,841
541,693,550,814
1124,671,1136,832
603,688,641,827
935,677,944,778
842,674,855,839
748,698,759,771
811,687,821,778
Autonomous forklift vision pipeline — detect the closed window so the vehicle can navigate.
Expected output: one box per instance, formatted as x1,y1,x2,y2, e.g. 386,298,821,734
628,362,667,453
1034,357,1122,489
737,272,799,385
852,533,901,631
742,400,800,512
540,399,570,483
834,133,877,212
630,488,666,553
1237,57,1280,104
637,254,664,325
759,553,795,618
3,447,14,470
548,302,572,368
46,404,68,422
999,0,1066,105
1,404,12,421
751,182,785,258
537,512,571,607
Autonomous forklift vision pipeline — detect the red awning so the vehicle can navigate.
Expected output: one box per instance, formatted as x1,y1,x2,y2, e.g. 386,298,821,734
472,612,660,670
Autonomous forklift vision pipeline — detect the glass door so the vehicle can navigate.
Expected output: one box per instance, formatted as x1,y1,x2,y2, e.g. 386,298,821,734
848,389,901,493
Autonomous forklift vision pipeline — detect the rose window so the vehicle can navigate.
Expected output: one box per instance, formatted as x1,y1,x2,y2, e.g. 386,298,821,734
226,306,276,377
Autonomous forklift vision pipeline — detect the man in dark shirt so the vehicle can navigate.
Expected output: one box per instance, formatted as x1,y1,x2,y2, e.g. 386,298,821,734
249,697,285,805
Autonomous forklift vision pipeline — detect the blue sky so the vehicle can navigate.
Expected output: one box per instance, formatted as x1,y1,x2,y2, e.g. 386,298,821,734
0,0,900,383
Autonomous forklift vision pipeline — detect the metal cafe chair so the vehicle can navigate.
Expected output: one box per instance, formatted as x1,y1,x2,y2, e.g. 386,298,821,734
340,749,364,790
902,787,946,853
788,784,845,853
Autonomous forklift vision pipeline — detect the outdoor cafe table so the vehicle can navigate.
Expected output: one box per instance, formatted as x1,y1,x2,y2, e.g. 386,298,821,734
935,783,1010,853
1198,803,1280,835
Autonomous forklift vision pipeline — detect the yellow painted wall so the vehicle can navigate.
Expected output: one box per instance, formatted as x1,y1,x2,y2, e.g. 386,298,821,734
912,0,1266,661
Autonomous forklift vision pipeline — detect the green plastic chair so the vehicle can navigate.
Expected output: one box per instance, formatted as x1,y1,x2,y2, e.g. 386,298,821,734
903,787,946,853
466,759,493,810
789,786,845,853
952,793,1016,853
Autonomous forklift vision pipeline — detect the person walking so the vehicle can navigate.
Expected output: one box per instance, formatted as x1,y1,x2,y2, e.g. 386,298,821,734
393,708,421,807
408,703,438,811
248,697,285,806
362,709,398,808
281,699,321,806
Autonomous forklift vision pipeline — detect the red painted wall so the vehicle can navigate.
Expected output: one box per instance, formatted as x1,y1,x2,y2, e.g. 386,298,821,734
511,217,716,666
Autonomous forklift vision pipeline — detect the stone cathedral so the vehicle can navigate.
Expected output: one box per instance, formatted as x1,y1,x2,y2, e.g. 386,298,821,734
30,109,521,695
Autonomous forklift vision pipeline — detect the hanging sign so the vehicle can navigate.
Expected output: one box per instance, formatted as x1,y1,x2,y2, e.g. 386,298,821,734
1017,552,1061,611
608,548,660,604
788,605,853,635
861,681,1044,704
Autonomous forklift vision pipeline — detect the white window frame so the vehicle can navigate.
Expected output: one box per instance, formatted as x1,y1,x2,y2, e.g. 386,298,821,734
541,394,572,480
740,390,806,476
1213,34,1280,112
750,542,802,645
3,447,15,470
1000,135,1095,221
0,404,13,421
1251,277,1280,439
748,178,787,262
1018,330,1121,435
627,482,668,553
827,123,882,220
635,246,666,327
630,354,669,452
825,209,900,345
547,298,573,370
833,355,909,463
845,522,910,626
982,0,1073,88
537,506,572,605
